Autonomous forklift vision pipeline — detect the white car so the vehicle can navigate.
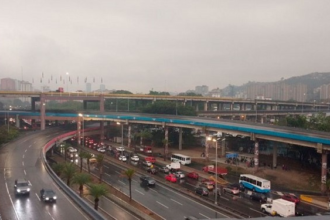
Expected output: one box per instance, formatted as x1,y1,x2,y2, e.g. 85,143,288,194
131,155,139,162
97,148,106,153
175,171,185,179
119,155,127,161
116,147,125,152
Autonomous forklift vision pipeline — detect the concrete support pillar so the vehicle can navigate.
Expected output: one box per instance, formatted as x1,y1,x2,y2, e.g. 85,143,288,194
195,104,199,111
230,102,233,110
99,95,105,112
128,124,131,148
261,116,264,124
31,97,38,111
221,138,226,157
241,103,245,110
218,103,222,110
15,114,20,128
204,102,208,111
273,145,277,168
254,141,259,172
100,121,104,141
83,100,87,110
40,95,46,130
205,131,209,161
178,127,182,150
164,127,169,161
77,118,81,145
321,151,328,193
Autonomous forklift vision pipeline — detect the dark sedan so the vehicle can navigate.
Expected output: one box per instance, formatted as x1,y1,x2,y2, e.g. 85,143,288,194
195,187,209,196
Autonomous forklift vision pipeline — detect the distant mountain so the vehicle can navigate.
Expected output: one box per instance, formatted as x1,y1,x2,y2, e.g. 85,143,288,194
222,72,330,96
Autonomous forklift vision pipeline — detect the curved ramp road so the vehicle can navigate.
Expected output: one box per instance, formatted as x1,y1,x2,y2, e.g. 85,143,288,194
0,129,138,220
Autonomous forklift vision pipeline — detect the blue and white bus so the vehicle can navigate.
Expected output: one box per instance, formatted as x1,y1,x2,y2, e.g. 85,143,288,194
171,153,191,165
239,174,271,193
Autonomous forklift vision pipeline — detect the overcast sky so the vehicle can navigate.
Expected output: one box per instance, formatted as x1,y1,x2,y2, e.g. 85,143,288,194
1,1,330,93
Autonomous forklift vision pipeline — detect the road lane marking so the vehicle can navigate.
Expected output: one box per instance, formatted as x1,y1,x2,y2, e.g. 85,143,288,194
24,170,26,175
4,170,19,220
220,196,229,201
48,212,55,220
115,171,121,174
149,188,157,193
35,193,40,201
22,155,25,159
25,149,27,152
28,145,31,148
105,173,111,177
199,213,210,219
22,162,24,166
156,201,169,209
135,189,145,195
249,207,264,214
118,180,126,185
170,198,183,205
132,179,138,183
104,165,109,169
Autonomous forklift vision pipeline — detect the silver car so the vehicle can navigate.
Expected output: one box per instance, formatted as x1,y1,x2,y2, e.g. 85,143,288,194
14,179,31,196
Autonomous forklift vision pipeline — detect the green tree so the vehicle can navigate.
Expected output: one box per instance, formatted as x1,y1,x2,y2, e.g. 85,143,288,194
62,162,77,186
89,184,108,210
148,91,170,95
52,163,64,176
85,152,93,173
78,151,87,172
112,90,133,94
60,142,71,162
121,169,135,201
72,173,92,197
142,100,196,116
136,130,152,145
96,154,105,183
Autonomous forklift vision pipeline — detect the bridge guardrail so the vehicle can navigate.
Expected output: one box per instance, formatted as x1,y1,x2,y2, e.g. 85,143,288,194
42,130,106,220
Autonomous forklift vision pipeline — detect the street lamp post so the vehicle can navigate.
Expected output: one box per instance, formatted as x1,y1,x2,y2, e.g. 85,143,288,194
7,105,12,133
117,122,124,147
213,138,218,205
207,136,218,205
79,113,84,147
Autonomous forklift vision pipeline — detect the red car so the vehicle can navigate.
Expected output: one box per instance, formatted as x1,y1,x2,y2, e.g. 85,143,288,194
165,174,177,183
281,194,300,204
187,172,199,180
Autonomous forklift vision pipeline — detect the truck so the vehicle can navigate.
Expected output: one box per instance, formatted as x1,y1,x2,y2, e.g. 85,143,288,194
202,165,228,176
55,87,64,92
261,199,295,217
166,162,180,171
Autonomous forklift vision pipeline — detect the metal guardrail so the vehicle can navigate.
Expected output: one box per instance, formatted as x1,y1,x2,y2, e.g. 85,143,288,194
42,132,106,220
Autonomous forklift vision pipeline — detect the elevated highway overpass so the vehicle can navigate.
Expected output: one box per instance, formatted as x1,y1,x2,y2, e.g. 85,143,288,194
0,91,329,114
1,110,329,193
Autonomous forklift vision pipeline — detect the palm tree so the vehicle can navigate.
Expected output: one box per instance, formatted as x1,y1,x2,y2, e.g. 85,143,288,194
60,142,71,161
72,173,91,197
89,184,108,210
85,152,93,173
96,154,105,183
122,169,135,201
78,151,87,172
62,162,77,186
162,139,170,161
137,130,152,146
52,163,64,176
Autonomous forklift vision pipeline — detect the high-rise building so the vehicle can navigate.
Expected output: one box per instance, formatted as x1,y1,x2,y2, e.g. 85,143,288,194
86,83,91,92
195,85,208,95
320,84,330,100
0,78,16,90
100,84,105,92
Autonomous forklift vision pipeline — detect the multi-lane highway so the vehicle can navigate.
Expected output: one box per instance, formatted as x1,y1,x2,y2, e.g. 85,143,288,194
0,128,139,220
0,128,90,220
